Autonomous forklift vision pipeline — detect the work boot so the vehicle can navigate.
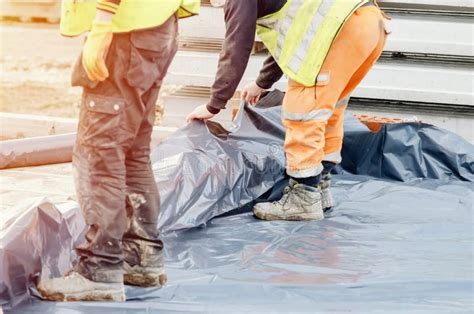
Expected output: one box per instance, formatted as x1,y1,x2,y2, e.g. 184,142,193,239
37,271,125,302
319,169,335,211
123,247,168,287
123,261,167,287
253,179,324,221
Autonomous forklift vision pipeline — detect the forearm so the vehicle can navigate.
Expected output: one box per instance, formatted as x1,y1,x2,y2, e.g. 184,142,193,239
207,0,258,114
207,41,254,113
255,54,284,89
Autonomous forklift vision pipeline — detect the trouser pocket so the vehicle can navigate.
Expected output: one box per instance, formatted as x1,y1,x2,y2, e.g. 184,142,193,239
77,93,125,148
126,16,178,91
71,52,100,89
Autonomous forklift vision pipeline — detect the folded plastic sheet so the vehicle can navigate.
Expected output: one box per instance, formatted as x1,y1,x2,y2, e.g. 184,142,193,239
341,113,474,182
2,91,474,312
0,199,85,308
155,90,474,231
153,91,286,233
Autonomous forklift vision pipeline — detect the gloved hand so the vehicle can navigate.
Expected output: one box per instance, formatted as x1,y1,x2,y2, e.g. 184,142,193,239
241,81,264,105
82,20,113,82
210,0,226,7
186,105,216,123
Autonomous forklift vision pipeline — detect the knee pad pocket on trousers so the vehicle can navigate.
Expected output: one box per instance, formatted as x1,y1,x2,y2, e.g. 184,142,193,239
78,94,124,148
283,74,334,120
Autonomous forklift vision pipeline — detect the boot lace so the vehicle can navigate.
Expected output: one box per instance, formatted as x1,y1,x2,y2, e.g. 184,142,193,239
272,183,306,211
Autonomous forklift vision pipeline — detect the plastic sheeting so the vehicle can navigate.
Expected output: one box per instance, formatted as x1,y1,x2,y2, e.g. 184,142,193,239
0,199,85,308
153,91,286,233
341,114,474,182
155,90,474,231
1,91,474,312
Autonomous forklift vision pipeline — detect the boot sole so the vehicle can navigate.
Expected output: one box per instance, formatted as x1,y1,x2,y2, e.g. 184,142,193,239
254,210,324,221
37,286,125,302
124,273,167,288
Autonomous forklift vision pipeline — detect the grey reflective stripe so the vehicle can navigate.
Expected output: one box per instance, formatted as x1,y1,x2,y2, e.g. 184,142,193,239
323,151,342,163
336,96,350,108
287,164,324,178
257,17,278,29
288,0,334,73
282,109,333,121
274,0,304,59
317,72,330,83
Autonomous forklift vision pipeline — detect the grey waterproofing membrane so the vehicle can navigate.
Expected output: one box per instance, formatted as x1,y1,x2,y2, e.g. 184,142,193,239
1,91,473,313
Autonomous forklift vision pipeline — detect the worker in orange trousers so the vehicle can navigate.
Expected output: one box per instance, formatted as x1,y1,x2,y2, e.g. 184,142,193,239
187,0,390,221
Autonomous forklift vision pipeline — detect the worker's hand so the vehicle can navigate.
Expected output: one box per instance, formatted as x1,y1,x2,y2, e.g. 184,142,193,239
210,0,226,7
82,20,113,82
241,81,264,105
186,105,216,123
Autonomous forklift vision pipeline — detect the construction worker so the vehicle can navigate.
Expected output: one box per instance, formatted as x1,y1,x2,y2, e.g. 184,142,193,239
187,0,389,221
37,0,199,301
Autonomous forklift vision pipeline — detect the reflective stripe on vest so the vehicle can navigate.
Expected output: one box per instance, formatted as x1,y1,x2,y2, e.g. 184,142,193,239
256,0,368,86
287,0,334,73
274,0,303,60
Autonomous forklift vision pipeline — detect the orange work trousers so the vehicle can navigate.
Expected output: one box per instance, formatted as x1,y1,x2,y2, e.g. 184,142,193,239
283,6,389,178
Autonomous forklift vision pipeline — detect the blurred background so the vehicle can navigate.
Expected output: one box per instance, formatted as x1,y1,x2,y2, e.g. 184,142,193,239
0,0,473,142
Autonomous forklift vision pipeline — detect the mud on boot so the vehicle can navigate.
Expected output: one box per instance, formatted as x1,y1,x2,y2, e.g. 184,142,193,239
123,261,167,287
253,179,324,221
37,271,125,302
319,169,335,211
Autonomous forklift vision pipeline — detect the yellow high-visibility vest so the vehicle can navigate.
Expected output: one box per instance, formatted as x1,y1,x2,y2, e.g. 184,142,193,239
257,0,369,86
60,0,200,37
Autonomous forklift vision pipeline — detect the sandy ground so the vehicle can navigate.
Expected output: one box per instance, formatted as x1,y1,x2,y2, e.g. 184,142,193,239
0,22,83,117
0,22,175,121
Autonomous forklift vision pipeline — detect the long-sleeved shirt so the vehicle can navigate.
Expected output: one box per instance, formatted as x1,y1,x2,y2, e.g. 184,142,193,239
207,0,286,114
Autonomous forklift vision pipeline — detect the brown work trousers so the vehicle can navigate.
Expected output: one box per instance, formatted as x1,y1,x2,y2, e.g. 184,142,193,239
71,15,178,283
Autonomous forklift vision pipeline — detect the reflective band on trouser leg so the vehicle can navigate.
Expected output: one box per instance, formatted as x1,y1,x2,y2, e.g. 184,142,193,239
336,95,350,108
323,151,342,163
282,109,333,121
282,80,335,178
288,0,334,73
324,103,347,164
323,93,349,163
283,118,327,178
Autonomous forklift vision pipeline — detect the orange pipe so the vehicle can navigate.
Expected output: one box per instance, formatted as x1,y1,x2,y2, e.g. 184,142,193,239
0,133,76,169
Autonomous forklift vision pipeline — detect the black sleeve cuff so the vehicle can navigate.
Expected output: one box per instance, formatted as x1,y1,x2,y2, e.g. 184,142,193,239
206,105,221,115
255,78,273,90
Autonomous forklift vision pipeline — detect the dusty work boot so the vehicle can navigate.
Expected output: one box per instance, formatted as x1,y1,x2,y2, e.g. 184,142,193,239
123,261,167,287
319,169,335,211
123,245,167,288
253,179,324,221
37,271,125,302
